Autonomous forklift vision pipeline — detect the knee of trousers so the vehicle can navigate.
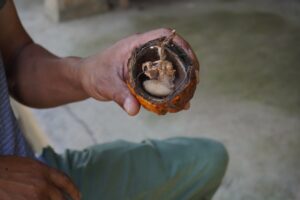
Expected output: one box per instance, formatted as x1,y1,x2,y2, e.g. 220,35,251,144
155,137,229,175
182,138,229,196
198,138,229,184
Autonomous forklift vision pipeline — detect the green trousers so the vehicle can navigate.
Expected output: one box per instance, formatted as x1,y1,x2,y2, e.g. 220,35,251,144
41,137,228,200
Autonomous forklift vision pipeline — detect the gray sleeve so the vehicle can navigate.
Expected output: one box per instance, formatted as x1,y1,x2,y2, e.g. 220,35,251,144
0,0,6,9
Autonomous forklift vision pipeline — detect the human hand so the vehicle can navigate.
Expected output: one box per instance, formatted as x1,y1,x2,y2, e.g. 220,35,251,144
0,156,80,200
79,28,198,116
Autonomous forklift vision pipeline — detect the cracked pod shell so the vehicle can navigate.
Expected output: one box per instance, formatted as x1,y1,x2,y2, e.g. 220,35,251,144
127,37,199,115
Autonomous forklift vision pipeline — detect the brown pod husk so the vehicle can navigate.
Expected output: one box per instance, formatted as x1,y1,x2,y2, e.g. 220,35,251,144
127,35,199,115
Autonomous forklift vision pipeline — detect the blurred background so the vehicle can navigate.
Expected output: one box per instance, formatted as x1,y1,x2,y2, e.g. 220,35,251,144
14,0,300,199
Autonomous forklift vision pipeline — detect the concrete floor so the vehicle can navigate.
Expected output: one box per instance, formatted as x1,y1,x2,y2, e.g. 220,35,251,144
15,0,300,199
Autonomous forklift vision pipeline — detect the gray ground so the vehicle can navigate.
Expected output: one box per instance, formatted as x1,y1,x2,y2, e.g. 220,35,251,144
15,0,300,199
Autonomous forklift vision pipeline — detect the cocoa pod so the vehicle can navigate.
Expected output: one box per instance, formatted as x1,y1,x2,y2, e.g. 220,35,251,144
127,36,199,115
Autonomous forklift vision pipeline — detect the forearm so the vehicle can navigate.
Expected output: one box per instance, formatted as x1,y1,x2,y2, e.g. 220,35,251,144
8,43,88,108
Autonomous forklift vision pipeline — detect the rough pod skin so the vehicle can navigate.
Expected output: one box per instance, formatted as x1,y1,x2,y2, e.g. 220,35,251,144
127,34,199,115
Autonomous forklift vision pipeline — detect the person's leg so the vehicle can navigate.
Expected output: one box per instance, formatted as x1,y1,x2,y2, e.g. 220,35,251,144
41,137,228,200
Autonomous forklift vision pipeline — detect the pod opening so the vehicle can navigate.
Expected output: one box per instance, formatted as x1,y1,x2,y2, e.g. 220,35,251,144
133,43,187,101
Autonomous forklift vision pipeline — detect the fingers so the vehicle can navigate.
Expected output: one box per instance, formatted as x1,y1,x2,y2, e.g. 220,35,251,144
123,95,140,116
48,184,67,200
0,156,79,200
110,80,140,116
49,169,80,200
0,178,45,200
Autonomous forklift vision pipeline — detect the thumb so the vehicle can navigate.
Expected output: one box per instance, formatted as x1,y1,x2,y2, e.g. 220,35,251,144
112,82,140,116
123,95,140,116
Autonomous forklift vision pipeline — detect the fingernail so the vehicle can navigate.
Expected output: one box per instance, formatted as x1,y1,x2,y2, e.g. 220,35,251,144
124,97,134,115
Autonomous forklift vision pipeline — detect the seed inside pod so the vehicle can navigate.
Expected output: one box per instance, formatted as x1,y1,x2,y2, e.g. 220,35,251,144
143,80,173,97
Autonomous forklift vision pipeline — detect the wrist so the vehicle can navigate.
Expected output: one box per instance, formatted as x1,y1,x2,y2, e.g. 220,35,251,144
61,56,89,100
